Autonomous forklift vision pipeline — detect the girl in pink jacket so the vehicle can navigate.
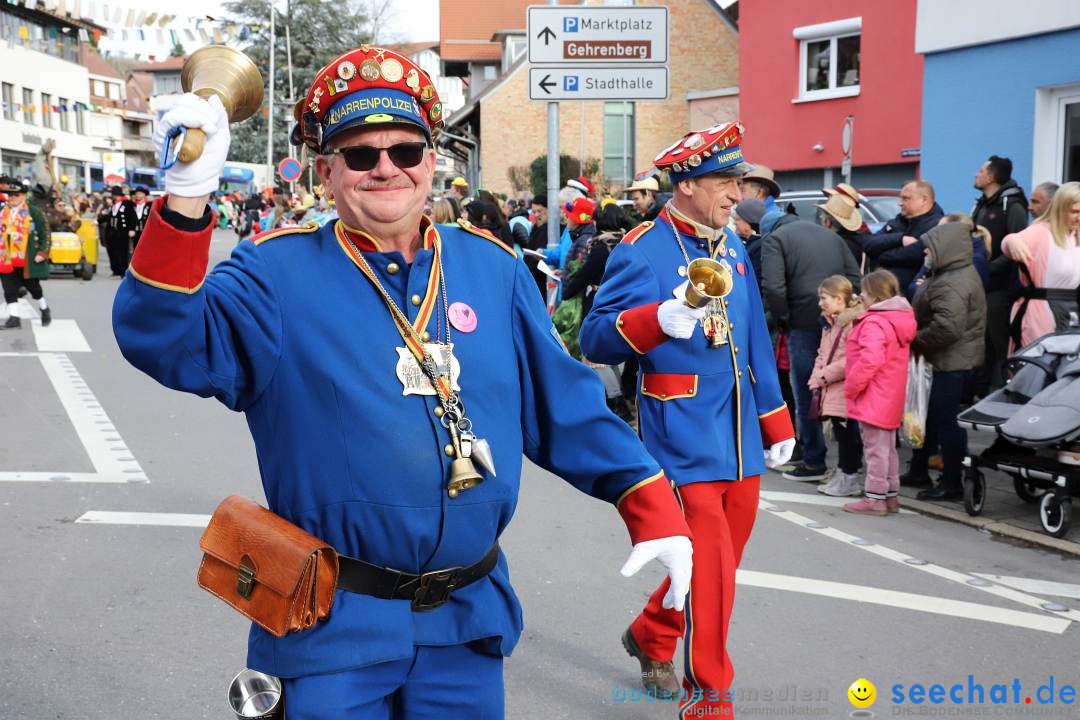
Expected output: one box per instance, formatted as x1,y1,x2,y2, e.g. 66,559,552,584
809,275,865,497
843,270,917,516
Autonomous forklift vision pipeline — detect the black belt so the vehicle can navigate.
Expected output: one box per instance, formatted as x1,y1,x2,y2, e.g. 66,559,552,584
1009,277,1080,349
336,544,499,611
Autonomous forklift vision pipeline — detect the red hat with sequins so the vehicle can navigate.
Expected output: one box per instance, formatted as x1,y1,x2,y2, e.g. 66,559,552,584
291,45,444,152
653,121,752,184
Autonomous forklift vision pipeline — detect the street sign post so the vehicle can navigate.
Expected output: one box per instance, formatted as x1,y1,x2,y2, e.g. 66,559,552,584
278,157,302,183
528,6,668,65
841,115,854,185
528,67,668,101
528,2,669,249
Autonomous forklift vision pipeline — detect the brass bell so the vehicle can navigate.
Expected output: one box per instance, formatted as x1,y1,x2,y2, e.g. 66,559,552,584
447,457,483,499
176,45,265,163
684,257,733,308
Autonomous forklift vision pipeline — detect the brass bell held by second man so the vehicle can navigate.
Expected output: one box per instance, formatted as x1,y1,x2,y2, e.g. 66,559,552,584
684,257,733,308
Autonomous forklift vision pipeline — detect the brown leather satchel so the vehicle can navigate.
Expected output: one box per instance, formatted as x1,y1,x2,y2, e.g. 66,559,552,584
197,495,339,638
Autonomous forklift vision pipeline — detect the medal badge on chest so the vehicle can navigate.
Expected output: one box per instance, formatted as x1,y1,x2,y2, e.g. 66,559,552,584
395,343,461,396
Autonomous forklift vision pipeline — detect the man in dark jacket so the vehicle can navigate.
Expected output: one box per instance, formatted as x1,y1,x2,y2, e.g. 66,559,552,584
972,155,1029,392
102,185,137,276
907,222,987,498
862,179,944,293
761,213,860,480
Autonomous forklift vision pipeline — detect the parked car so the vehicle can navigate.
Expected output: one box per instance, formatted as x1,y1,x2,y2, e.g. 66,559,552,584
776,188,900,233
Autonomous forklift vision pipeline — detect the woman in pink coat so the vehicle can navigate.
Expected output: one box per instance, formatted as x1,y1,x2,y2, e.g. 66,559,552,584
843,270,917,516
1001,181,1080,350
808,275,864,497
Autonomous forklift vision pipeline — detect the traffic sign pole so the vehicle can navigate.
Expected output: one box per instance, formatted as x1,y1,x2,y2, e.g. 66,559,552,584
546,0,559,251
841,115,854,186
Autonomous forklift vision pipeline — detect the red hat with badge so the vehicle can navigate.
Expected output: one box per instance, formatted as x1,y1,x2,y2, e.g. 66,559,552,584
292,45,444,153
653,121,752,184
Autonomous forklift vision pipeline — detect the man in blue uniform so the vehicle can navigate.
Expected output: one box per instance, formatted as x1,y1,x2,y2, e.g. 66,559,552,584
581,122,795,718
113,46,692,719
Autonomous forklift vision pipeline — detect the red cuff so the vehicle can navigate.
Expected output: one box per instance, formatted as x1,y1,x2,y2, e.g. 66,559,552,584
128,196,213,294
616,302,667,355
617,472,692,545
759,405,796,446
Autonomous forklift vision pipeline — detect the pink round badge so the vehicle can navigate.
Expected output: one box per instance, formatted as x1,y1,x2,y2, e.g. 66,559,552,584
448,302,478,333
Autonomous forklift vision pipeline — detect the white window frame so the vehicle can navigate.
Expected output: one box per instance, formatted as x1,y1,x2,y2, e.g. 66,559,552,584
793,16,861,103
1033,83,1080,185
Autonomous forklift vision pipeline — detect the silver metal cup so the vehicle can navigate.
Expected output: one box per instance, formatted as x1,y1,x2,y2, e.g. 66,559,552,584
228,669,283,719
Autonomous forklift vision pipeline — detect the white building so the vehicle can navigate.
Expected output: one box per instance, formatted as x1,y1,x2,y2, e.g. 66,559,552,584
0,2,104,189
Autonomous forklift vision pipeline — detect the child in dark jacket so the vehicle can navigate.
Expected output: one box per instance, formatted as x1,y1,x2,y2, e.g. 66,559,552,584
843,270,918,516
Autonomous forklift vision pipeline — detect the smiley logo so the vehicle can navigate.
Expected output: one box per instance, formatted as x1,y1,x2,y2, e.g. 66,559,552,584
848,678,876,709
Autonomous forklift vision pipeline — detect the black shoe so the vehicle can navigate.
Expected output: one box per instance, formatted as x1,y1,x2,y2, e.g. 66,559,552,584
782,463,829,481
899,467,933,488
916,478,963,501
40,307,51,327
2,315,21,329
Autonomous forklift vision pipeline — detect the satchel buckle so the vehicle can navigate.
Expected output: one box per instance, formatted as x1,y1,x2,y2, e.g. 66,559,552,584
237,557,256,600
412,567,460,611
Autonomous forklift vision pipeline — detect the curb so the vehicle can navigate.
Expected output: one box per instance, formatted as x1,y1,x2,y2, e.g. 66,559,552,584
898,495,1080,558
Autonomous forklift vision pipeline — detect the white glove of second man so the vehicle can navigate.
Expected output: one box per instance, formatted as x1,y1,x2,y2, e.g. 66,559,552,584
658,281,708,339
620,536,693,611
152,93,231,198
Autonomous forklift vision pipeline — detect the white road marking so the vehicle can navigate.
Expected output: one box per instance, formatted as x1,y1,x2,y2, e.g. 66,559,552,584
76,511,210,528
757,499,1080,624
972,574,1080,600
31,319,91,352
737,569,1071,634
761,490,915,514
0,352,147,483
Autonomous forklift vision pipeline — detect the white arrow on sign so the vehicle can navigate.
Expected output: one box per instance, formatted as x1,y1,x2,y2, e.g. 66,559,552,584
527,5,668,65
528,67,668,101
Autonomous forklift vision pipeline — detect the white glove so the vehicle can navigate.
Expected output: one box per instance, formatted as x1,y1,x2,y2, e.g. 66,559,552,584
620,536,692,611
764,438,796,469
153,93,230,198
658,282,708,339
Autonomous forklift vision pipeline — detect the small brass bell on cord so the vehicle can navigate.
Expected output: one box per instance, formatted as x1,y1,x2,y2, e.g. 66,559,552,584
447,458,483,499
446,423,482,498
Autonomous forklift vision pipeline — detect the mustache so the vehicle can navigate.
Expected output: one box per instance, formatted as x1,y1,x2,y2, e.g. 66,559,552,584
355,180,414,191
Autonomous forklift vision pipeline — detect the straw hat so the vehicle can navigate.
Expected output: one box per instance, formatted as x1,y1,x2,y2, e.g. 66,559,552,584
816,193,864,232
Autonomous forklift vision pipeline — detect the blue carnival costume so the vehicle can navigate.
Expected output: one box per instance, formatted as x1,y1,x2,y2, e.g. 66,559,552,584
114,45,689,719
580,122,794,718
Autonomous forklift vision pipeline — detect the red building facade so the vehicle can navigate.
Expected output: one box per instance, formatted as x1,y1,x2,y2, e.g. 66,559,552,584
738,0,922,191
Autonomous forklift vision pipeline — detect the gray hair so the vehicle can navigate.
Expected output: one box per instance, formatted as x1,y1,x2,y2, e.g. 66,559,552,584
1036,181,1060,200
557,186,584,207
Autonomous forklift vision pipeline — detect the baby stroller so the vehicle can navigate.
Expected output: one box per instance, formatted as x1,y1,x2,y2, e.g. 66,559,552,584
957,328,1080,537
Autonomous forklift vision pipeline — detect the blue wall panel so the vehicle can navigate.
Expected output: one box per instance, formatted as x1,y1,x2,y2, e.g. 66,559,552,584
921,28,1080,215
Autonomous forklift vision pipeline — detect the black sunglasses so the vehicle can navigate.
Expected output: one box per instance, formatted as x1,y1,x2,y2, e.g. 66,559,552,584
332,142,428,171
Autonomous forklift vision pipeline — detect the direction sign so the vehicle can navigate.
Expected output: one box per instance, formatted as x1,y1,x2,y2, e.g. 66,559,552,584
528,67,668,101
528,6,668,65
278,157,302,183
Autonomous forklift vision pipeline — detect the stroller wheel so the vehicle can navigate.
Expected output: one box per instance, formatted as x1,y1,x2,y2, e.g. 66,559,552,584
963,469,985,516
1039,493,1072,538
1013,477,1044,504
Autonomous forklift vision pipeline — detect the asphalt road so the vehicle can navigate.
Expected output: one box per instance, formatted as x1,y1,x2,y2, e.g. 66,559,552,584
2,228,1080,719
